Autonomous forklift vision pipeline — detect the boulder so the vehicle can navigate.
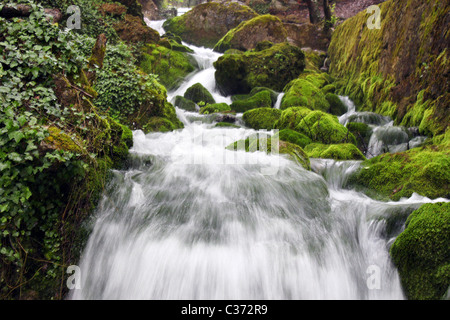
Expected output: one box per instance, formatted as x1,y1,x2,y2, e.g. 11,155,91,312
162,1,257,48
174,96,197,112
304,143,366,160
214,42,305,95
231,90,272,113
274,107,356,145
199,103,231,114
139,44,196,90
113,14,160,43
214,14,288,53
242,107,282,130
184,83,216,105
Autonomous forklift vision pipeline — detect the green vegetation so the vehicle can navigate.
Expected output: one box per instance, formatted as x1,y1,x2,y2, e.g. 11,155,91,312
199,103,231,115
231,91,272,113
347,139,449,201
274,108,356,145
242,108,281,130
274,129,312,149
213,14,287,53
304,143,366,160
0,0,181,299
174,96,197,112
328,0,449,136
184,83,216,105
390,202,450,300
214,42,305,95
139,43,196,90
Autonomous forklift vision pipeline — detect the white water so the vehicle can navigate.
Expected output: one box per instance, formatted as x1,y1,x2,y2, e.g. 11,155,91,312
70,22,447,300
338,96,427,158
274,93,285,109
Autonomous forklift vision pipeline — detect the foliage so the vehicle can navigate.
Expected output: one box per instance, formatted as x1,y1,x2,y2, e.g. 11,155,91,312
0,1,134,298
94,42,160,121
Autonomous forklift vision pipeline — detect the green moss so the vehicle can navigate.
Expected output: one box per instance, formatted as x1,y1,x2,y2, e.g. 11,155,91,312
322,84,336,94
214,42,305,95
274,129,312,148
390,202,450,300
302,48,327,72
199,103,231,114
143,116,178,133
304,143,366,160
45,127,84,154
184,83,216,105
231,90,272,113
227,135,311,170
249,137,311,170
328,0,449,135
213,14,287,53
346,122,372,153
347,143,450,200
174,95,197,111
273,107,312,131
275,108,356,145
139,44,196,90
280,78,330,111
242,107,282,130
326,93,347,116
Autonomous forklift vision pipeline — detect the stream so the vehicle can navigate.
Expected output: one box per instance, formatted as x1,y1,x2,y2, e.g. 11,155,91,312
70,19,446,300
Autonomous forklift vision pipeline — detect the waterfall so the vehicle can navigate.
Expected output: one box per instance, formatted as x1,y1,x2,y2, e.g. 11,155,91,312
274,93,284,109
70,20,446,300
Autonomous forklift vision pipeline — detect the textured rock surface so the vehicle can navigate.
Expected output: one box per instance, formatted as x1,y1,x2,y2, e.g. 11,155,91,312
214,14,288,53
328,0,449,136
163,1,258,48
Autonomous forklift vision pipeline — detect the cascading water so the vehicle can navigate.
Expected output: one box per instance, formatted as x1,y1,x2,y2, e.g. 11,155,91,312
70,21,447,300
338,96,428,158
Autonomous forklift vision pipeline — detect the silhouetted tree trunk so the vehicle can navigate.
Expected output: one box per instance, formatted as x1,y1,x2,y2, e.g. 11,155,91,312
303,0,321,24
323,0,332,22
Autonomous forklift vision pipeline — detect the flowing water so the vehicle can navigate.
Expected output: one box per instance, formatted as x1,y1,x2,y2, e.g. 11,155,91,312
70,21,447,300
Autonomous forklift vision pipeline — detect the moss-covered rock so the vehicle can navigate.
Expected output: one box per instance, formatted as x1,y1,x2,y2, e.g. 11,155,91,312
199,103,231,114
280,77,329,111
346,143,450,201
174,95,197,112
346,122,373,155
162,1,258,48
139,43,196,90
326,93,347,116
302,48,327,72
328,0,449,136
227,135,310,170
274,129,312,148
304,143,366,160
390,202,450,300
214,42,305,95
213,14,288,53
184,83,216,105
231,90,272,113
242,107,281,130
275,108,356,145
